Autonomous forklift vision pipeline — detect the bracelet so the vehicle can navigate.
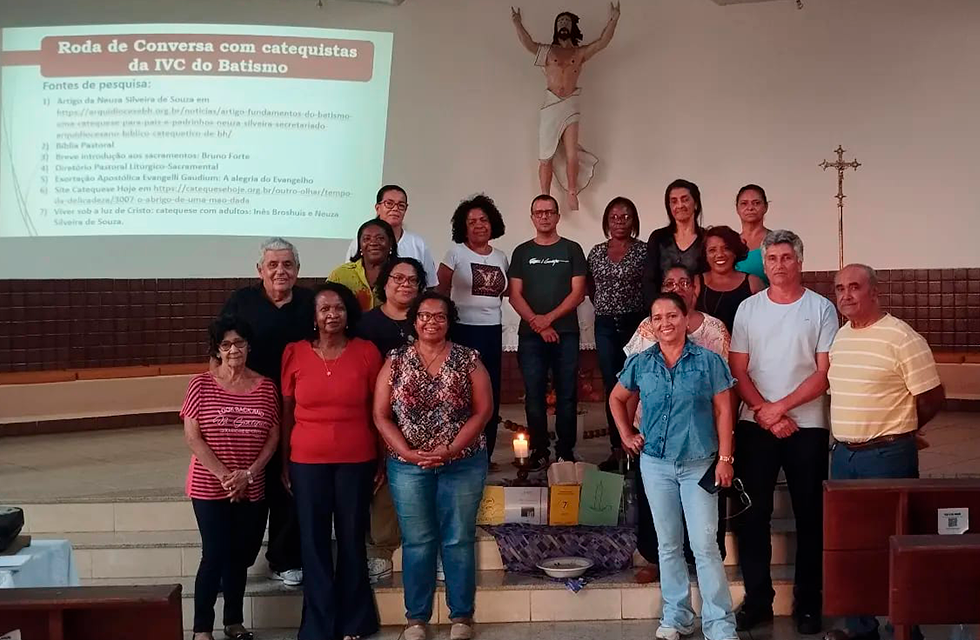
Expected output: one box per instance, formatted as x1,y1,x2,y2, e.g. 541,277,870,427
245,469,254,484
718,455,735,464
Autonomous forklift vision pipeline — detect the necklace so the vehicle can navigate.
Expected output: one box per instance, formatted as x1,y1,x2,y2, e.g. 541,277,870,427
417,342,449,375
315,340,347,377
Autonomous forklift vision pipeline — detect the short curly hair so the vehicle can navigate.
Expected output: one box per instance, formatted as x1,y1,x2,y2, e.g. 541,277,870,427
704,225,749,264
309,282,362,339
451,194,506,244
208,315,255,361
406,291,460,339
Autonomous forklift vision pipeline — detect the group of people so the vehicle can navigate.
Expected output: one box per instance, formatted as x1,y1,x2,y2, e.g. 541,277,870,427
180,180,945,640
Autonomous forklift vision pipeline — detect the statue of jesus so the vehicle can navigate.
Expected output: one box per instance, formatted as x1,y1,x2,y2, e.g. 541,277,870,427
512,4,621,211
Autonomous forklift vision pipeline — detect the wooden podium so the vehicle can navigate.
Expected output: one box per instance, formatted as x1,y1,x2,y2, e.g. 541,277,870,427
824,479,980,618
0,585,182,640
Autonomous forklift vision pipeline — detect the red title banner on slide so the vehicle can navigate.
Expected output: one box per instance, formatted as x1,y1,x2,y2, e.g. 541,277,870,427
28,34,374,81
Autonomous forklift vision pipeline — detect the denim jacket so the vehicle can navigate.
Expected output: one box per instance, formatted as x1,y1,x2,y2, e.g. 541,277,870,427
618,339,735,461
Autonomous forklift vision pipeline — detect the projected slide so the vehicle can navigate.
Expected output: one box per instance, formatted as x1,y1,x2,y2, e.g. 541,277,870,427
0,24,392,238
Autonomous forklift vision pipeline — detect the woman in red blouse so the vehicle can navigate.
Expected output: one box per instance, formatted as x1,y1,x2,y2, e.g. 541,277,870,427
182,315,280,640
281,282,383,640
373,292,493,640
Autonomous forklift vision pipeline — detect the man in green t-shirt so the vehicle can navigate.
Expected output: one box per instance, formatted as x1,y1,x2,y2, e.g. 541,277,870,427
508,194,587,468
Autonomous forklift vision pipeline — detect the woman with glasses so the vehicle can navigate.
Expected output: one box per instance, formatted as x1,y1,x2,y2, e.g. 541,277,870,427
356,256,427,586
329,218,399,311
345,185,439,288
610,292,738,640
280,283,383,640
586,196,647,471
182,315,280,640
437,194,509,464
373,291,492,640
624,264,730,585
360,257,428,357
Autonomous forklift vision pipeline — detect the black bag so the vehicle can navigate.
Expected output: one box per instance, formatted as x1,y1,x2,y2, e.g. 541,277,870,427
0,507,24,553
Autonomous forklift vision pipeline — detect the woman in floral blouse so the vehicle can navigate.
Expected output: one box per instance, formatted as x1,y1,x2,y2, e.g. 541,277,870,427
373,291,492,640
587,196,647,471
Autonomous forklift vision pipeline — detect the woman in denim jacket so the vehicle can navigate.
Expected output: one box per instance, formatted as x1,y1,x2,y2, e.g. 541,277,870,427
609,291,738,640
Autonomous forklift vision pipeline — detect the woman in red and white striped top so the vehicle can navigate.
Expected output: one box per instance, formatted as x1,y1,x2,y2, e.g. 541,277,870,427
181,315,280,640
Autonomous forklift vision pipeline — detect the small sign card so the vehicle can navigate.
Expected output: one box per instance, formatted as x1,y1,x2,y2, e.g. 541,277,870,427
938,507,969,535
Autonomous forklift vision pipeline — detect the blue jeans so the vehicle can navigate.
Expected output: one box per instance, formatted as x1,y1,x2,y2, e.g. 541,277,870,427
452,323,503,459
387,454,488,622
831,435,919,637
517,331,580,459
640,455,736,640
594,312,646,451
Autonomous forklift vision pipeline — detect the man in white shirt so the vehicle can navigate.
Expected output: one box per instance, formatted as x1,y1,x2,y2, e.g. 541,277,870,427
729,229,839,636
346,185,439,288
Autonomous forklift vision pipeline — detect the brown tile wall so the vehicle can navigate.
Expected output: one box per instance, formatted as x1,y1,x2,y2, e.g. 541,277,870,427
802,268,980,350
1,269,978,384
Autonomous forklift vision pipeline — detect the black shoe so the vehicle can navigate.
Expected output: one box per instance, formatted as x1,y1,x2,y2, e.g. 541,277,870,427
527,452,550,472
735,605,774,632
796,612,822,635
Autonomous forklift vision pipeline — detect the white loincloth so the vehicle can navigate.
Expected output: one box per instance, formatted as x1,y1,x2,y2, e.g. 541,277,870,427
538,87,598,194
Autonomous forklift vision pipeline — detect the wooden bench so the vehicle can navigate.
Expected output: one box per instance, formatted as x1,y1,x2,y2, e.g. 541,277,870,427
0,585,182,640
823,479,980,616
889,534,980,640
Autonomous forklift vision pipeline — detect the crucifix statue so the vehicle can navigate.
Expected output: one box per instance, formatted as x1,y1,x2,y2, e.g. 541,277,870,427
819,145,861,269
511,4,621,211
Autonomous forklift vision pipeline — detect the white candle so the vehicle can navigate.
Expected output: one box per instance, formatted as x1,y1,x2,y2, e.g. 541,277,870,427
513,433,529,460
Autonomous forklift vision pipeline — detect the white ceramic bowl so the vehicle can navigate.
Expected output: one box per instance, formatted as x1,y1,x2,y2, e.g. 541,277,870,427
536,556,593,579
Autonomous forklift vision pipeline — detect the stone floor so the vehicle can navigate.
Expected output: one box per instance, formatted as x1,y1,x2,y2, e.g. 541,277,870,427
184,620,979,640
1,404,978,503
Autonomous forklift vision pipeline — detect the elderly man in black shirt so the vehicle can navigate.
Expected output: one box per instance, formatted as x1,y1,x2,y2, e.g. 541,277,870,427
220,237,313,586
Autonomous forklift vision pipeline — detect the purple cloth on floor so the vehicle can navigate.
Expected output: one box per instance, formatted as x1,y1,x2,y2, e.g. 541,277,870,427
481,523,636,592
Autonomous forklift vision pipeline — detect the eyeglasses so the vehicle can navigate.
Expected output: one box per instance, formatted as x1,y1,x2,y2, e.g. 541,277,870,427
531,209,558,219
417,312,448,324
608,213,632,223
381,199,408,212
662,279,693,291
218,339,248,352
724,477,753,520
390,274,419,287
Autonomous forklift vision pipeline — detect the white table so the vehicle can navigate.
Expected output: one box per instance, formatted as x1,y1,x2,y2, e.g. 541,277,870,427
0,539,79,589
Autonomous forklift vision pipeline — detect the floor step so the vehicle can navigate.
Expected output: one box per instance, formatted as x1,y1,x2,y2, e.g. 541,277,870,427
17,488,797,534
41,518,796,580
84,566,798,630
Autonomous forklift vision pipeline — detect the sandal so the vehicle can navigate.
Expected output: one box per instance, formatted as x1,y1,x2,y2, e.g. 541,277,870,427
223,625,253,640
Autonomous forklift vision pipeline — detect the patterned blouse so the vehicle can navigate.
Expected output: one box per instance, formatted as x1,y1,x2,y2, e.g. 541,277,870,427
387,343,485,462
587,240,647,315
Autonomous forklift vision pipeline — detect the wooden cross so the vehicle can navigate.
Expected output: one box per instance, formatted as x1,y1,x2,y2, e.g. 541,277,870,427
819,145,861,269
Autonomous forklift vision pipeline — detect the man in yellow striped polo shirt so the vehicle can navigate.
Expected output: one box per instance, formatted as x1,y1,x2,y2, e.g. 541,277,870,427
824,263,945,640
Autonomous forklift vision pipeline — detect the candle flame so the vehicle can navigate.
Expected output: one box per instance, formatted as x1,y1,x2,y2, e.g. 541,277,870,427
517,433,526,441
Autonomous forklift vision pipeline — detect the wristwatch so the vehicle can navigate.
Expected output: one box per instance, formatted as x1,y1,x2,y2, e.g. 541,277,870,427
718,455,735,464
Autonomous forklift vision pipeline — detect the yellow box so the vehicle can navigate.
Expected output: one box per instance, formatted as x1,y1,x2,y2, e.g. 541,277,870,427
548,485,581,526
476,485,505,525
